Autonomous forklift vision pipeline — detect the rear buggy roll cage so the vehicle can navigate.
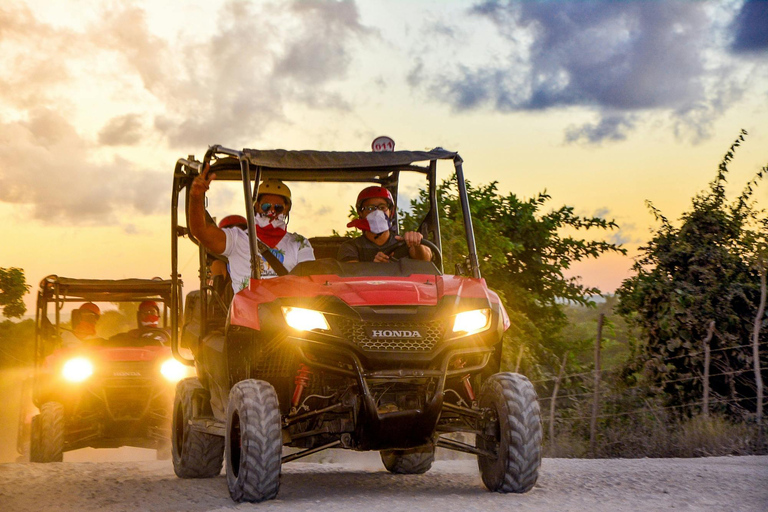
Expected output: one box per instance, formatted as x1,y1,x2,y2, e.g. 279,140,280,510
170,145,483,366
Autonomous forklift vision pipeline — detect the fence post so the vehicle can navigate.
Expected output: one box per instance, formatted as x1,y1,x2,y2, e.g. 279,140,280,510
702,320,715,417
589,313,604,458
549,354,568,446
753,263,766,439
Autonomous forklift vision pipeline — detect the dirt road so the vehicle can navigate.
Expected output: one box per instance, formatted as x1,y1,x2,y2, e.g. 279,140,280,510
1,452,766,511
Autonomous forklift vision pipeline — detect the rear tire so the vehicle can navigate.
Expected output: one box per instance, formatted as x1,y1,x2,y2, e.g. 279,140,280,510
380,444,435,474
33,402,64,463
226,379,282,503
477,372,541,493
172,378,224,478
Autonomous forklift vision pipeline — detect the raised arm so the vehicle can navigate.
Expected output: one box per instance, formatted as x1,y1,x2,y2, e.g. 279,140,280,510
189,164,227,255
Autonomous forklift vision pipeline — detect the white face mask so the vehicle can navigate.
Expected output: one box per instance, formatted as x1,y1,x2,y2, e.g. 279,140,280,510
255,213,287,230
366,209,390,234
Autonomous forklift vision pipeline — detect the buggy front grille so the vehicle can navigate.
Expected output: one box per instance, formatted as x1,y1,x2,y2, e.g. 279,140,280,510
331,318,446,352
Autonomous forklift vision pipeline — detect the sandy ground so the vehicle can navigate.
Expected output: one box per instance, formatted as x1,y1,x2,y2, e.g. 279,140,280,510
1,451,766,512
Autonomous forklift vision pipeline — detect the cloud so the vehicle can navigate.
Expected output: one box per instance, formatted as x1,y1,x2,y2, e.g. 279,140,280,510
565,114,637,145
0,0,373,224
98,114,144,146
90,0,371,148
412,0,761,144
730,0,768,53
0,109,165,225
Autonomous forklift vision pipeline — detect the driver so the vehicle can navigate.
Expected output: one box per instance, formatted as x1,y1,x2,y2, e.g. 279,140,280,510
337,186,432,263
190,165,314,292
125,300,170,342
136,300,161,329
61,302,101,348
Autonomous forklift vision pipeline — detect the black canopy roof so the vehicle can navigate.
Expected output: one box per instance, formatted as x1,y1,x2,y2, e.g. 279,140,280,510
241,148,459,169
203,147,461,182
38,275,174,303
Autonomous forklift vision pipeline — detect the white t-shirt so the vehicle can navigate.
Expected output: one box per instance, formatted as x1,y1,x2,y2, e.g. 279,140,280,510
222,227,315,292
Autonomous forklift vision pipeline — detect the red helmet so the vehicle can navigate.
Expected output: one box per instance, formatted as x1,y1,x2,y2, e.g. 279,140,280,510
139,300,159,314
356,186,394,211
79,302,101,317
218,215,247,230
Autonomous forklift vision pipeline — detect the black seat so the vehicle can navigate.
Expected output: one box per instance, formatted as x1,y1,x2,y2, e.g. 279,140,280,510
309,236,351,260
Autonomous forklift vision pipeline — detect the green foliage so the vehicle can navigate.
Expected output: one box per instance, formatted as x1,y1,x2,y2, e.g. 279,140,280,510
561,296,635,371
0,268,30,319
402,175,626,372
617,130,768,413
0,319,35,368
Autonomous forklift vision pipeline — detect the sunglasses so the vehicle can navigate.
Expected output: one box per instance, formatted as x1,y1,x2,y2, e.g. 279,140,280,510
259,203,286,214
360,204,390,213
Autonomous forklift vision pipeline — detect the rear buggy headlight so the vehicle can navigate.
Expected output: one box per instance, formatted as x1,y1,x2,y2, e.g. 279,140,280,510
62,357,94,383
452,309,491,335
281,307,330,332
160,358,189,383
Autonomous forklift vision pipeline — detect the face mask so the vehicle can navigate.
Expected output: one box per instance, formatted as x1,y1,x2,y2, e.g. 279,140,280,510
255,213,287,230
140,315,159,328
365,209,391,234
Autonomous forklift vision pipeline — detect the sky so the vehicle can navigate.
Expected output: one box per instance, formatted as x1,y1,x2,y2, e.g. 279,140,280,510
1,0,767,316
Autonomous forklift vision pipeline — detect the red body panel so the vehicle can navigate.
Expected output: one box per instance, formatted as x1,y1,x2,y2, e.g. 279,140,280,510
44,345,170,369
229,274,504,330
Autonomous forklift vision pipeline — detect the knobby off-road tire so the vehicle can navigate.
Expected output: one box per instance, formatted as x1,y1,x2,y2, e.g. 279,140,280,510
226,379,282,503
477,372,542,493
29,415,42,462
172,378,224,478
380,444,435,474
31,402,64,463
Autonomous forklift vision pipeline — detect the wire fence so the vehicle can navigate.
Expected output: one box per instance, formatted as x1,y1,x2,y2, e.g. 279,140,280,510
531,333,767,435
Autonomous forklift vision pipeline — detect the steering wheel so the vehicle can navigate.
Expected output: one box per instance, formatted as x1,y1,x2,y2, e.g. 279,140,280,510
388,238,442,268
138,328,172,345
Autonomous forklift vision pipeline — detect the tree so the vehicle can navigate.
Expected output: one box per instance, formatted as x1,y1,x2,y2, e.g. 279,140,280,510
617,131,768,415
402,176,626,374
0,267,30,319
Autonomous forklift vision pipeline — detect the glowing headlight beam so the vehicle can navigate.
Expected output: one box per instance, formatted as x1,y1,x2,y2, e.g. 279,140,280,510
281,307,330,332
452,309,491,334
62,357,94,383
161,358,189,383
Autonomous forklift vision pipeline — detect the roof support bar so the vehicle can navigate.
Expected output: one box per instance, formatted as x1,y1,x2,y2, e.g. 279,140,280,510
453,157,481,279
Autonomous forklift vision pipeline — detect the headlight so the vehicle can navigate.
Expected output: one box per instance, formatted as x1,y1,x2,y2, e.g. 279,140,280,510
452,309,491,335
62,357,94,383
282,307,330,332
161,358,189,383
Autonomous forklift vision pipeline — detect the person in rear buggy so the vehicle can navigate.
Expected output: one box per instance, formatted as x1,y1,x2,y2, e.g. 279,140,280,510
126,300,169,341
190,164,314,292
337,186,432,263
61,302,102,348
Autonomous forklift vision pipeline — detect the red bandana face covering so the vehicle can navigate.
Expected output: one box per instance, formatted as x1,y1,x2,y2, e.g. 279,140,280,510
254,213,288,248
75,321,96,338
257,224,287,248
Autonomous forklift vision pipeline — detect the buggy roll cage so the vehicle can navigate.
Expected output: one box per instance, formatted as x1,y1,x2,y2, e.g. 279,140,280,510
170,145,482,366
34,275,178,372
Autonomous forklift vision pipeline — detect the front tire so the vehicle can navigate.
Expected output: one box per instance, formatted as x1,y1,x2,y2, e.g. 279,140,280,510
380,444,435,474
226,379,282,503
32,402,64,463
172,378,224,478
477,372,542,493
